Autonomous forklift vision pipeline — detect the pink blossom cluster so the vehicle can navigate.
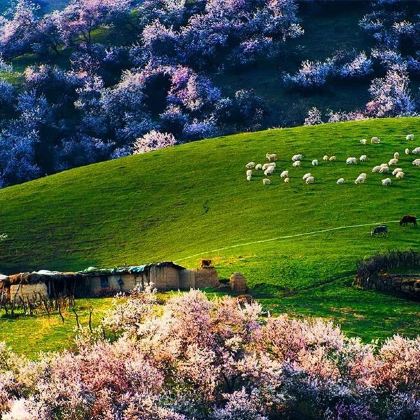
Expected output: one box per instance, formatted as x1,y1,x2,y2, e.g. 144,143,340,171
0,290,418,419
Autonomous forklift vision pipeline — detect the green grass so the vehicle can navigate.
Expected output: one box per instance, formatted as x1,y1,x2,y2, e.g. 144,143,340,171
0,117,419,351
0,298,113,358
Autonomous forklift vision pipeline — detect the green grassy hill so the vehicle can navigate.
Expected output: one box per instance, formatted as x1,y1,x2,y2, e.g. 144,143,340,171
0,118,419,349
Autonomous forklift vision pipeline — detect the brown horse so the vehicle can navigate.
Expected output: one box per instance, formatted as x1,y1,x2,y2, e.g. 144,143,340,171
400,215,417,226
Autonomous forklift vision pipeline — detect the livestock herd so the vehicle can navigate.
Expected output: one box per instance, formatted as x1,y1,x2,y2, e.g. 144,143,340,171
245,134,419,186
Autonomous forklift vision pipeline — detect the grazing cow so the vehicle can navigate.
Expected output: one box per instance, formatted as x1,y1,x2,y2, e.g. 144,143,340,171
371,225,388,236
400,215,417,227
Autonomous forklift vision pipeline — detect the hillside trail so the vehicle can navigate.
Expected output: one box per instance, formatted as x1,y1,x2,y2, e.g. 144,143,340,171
176,219,401,263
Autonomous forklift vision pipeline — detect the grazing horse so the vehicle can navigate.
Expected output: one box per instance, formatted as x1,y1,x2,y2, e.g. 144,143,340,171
371,225,388,236
400,215,417,226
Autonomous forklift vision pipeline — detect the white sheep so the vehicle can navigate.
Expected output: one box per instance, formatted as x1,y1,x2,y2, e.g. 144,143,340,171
359,155,368,162
336,178,345,185
292,154,303,162
245,162,255,169
346,157,357,165
292,161,301,167
393,152,400,159
372,166,381,173
305,176,315,184
379,165,390,174
405,148,410,155
329,156,336,161
266,153,278,162
312,159,319,166
302,173,312,181
262,163,275,171
280,170,289,178
412,159,420,167
371,137,381,144
354,176,365,184
354,173,367,184
255,163,262,170
388,158,399,166
360,139,367,145
406,134,414,141
246,175,252,181
392,168,403,176
263,178,271,185
284,177,290,183
264,166,275,176
412,147,420,154
395,171,404,179
381,178,392,186
323,155,329,161
246,169,253,177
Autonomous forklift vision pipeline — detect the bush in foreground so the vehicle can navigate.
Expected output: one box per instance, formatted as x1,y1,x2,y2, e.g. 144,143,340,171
0,289,419,419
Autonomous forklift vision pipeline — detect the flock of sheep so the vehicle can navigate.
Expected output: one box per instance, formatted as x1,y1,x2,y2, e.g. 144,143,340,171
245,134,419,187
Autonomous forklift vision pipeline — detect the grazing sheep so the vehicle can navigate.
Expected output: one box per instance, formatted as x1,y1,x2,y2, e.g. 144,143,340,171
412,147,420,154
359,155,368,162
284,177,290,183
292,161,301,167
393,152,400,159
302,173,312,181
246,175,252,181
395,171,404,179
379,165,389,174
336,178,345,185
372,166,381,173
246,169,253,177
360,139,367,145
245,162,255,169
412,159,420,166
392,168,403,176
405,148,410,155
371,137,381,144
346,157,357,165
280,170,289,178
381,178,392,186
292,154,303,162
312,159,319,166
264,166,275,176
388,158,399,166
305,176,315,184
406,134,414,141
262,163,275,171
266,153,278,162
255,163,262,170
354,173,367,184
329,156,336,161
323,155,329,161
263,178,271,185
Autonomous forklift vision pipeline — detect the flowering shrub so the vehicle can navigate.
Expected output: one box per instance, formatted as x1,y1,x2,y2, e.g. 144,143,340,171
304,107,323,126
339,52,373,79
133,130,176,154
283,59,334,89
366,66,416,117
0,290,418,419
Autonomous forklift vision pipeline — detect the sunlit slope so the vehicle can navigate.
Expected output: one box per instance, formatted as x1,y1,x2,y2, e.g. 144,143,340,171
0,117,418,282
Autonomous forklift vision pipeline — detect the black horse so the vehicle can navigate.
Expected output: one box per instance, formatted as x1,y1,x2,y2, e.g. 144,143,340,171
400,215,417,226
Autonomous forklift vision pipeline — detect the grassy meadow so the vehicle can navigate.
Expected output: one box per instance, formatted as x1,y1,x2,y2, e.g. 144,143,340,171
0,117,419,355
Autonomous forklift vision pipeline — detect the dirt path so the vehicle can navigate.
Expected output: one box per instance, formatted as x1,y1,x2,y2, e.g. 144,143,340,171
176,219,400,263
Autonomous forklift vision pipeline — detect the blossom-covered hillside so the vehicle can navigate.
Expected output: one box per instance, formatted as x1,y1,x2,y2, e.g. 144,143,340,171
0,0,418,187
